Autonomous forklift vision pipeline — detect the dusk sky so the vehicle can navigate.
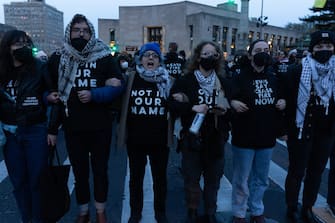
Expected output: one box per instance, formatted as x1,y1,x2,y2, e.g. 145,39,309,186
0,0,315,30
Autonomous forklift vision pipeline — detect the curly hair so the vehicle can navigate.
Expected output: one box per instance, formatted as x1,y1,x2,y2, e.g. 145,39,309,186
186,41,223,76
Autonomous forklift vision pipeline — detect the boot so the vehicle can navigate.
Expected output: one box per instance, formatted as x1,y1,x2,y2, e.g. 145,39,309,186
155,211,168,223
185,209,197,223
128,213,142,223
205,214,217,223
301,206,320,223
287,207,302,223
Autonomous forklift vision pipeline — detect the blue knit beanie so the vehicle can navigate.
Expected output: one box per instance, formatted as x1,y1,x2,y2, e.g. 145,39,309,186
139,42,161,58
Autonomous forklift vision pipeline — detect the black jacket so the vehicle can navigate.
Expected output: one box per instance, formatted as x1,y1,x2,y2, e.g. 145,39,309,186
168,72,230,157
228,65,284,148
282,63,335,140
0,59,51,126
48,53,123,134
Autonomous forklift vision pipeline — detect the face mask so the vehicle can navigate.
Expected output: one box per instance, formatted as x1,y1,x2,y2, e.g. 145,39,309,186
121,61,128,69
313,50,333,64
199,56,217,71
71,38,88,51
253,52,270,67
13,46,33,64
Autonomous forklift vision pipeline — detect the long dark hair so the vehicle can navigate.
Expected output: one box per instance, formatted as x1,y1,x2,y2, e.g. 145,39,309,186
186,41,223,76
0,30,35,85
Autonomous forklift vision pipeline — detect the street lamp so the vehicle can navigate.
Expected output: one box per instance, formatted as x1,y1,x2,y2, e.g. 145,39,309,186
257,0,268,38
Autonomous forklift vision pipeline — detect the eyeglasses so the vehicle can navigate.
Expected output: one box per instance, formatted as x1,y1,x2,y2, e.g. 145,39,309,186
12,41,31,48
143,52,159,59
200,51,220,59
71,28,90,35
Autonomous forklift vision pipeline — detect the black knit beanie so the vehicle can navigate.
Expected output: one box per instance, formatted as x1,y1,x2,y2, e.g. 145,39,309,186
309,30,335,52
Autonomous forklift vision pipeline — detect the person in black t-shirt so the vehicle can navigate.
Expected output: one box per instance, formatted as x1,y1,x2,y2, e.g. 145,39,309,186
48,14,124,223
164,42,185,79
118,42,171,223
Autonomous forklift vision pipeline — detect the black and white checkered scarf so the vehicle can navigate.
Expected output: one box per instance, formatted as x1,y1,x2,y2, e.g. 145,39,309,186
296,54,335,139
57,17,111,105
136,64,171,99
194,69,216,97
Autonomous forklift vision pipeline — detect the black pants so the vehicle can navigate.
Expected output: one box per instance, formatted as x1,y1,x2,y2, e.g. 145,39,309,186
181,144,225,215
328,145,335,207
127,144,169,217
285,129,334,208
64,129,112,204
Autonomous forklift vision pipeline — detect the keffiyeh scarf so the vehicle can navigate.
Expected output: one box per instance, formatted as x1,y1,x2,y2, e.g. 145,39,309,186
136,64,171,99
57,17,111,107
296,54,335,139
194,69,216,97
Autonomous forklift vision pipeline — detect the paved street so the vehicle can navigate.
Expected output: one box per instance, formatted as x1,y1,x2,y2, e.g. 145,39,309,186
0,129,332,223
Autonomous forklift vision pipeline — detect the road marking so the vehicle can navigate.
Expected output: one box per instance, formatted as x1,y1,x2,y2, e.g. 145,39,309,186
122,157,155,223
269,161,327,207
0,161,8,183
63,157,75,194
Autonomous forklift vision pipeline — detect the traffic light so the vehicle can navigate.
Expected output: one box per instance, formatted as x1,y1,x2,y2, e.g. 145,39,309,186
32,47,38,56
110,41,118,56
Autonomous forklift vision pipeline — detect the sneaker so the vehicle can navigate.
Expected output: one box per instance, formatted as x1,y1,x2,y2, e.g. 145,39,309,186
250,215,265,223
327,205,335,218
232,216,247,223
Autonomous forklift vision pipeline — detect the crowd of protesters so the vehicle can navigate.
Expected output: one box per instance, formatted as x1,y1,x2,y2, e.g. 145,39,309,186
0,13,335,223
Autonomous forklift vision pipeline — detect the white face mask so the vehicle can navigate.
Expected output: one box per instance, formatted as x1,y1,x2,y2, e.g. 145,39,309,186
121,61,128,69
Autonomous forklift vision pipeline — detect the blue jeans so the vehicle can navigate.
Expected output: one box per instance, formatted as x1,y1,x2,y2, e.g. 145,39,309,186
3,123,48,223
231,145,273,217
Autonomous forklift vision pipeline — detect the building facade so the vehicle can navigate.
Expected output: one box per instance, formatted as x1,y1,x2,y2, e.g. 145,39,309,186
4,0,63,55
0,24,16,41
98,0,302,57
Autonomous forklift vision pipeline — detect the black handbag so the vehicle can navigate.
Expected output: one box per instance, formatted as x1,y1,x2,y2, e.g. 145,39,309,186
39,145,71,222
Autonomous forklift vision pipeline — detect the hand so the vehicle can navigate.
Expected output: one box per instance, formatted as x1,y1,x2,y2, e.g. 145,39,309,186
47,134,57,146
276,99,286,111
105,78,121,87
231,99,249,113
172,93,189,102
209,107,227,116
47,92,59,103
192,104,209,114
77,90,92,103
278,135,288,141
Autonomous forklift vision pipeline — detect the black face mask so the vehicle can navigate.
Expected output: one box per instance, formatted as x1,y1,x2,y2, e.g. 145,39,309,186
313,50,333,64
199,56,218,71
13,46,33,64
71,38,88,52
253,52,270,67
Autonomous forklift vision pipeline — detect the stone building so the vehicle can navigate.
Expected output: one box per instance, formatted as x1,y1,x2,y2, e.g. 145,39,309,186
0,24,16,41
98,0,302,57
4,0,63,55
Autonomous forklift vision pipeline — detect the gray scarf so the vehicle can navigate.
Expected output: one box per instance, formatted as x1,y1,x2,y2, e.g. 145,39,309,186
57,17,111,107
136,64,171,99
296,54,335,138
